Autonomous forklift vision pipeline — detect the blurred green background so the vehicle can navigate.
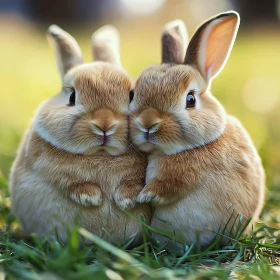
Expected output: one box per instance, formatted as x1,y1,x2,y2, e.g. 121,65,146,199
0,0,279,223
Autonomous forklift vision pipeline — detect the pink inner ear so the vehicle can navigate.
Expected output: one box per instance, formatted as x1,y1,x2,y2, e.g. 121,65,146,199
204,17,237,78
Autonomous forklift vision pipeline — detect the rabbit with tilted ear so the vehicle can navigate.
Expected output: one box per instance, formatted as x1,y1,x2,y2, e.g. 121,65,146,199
9,25,150,244
129,12,265,247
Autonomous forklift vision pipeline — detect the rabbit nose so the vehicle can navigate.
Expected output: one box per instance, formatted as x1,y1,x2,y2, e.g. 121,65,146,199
136,108,162,133
136,121,161,134
90,122,119,136
90,109,119,136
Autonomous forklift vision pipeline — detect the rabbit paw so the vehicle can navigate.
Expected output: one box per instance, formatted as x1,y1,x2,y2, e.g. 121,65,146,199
114,184,143,210
136,184,167,205
114,196,136,210
69,183,102,206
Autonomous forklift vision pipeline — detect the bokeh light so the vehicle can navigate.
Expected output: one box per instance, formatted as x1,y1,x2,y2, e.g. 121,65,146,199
120,0,166,16
243,77,280,113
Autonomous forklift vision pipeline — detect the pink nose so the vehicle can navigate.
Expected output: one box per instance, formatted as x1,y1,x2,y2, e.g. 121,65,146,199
143,124,158,141
101,131,108,145
136,108,161,131
90,122,119,146
136,118,161,134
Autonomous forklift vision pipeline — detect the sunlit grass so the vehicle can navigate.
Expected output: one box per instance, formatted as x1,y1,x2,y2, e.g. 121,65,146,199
0,182,279,279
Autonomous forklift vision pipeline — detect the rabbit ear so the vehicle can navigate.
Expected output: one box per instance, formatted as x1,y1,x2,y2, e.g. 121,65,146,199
92,25,121,65
185,11,239,81
48,25,83,79
161,20,188,64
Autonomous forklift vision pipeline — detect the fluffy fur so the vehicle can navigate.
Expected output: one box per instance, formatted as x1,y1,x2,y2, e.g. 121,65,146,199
129,11,265,247
10,25,150,244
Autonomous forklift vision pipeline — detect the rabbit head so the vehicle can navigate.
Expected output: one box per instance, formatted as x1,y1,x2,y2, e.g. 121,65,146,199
34,25,133,156
130,12,240,155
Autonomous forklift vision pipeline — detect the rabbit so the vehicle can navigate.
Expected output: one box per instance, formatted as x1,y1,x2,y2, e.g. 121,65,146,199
9,24,150,244
129,11,265,248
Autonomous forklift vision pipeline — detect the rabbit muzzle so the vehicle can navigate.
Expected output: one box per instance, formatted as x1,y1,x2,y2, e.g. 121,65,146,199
135,108,162,141
90,109,120,146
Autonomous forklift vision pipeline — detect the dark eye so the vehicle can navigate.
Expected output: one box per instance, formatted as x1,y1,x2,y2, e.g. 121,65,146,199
129,90,134,103
68,90,76,106
186,91,196,108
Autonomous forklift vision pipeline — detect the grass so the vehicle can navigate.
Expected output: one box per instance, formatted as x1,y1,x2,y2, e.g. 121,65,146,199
0,177,280,279
0,18,280,279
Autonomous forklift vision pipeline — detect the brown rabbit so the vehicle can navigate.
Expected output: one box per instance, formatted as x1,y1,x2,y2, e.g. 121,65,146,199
9,25,150,244
129,12,265,247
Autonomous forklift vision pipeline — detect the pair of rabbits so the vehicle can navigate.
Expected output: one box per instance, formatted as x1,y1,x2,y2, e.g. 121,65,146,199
10,11,265,247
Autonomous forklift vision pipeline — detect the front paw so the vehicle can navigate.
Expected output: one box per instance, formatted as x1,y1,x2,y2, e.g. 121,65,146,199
114,184,144,210
136,185,166,205
69,184,102,206
114,195,136,210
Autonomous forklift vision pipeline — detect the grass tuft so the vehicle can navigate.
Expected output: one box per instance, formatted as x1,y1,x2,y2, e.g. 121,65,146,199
0,176,279,279
0,179,279,279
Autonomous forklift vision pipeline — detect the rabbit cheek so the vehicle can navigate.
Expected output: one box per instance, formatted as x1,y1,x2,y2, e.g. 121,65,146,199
151,116,185,154
35,109,81,153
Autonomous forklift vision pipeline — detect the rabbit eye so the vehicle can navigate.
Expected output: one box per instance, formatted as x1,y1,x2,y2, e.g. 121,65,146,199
129,90,134,103
68,91,76,106
186,92,196,109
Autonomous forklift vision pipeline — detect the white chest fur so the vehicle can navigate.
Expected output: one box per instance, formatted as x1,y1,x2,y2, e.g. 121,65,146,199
146,156,158,184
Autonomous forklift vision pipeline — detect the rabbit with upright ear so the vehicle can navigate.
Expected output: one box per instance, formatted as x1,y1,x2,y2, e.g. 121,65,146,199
9,25,150,244
130,12,265,247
